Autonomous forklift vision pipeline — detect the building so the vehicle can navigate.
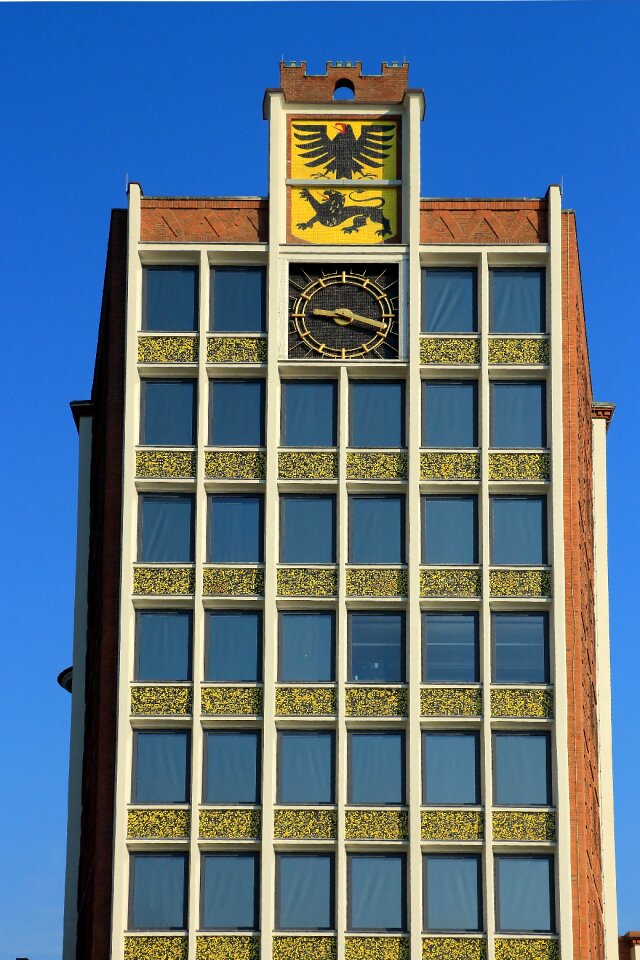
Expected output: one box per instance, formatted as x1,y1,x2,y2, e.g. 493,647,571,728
60,61,622,960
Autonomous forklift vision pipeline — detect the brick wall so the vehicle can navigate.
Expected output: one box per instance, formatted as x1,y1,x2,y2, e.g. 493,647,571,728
421,198,548,244
141,197,268,244
278,61,409,103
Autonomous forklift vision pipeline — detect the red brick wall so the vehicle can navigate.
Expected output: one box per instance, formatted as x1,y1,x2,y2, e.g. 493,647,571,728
141,197,268,244
421,199,548,244
279,61,409,103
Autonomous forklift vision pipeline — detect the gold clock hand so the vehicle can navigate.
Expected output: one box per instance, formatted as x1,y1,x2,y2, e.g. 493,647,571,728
311,307,387,332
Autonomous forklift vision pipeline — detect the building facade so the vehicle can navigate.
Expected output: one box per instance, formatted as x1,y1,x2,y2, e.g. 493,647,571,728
61,62,619,960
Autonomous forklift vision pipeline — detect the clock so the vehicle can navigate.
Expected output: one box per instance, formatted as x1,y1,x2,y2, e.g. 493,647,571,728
288,263,399,359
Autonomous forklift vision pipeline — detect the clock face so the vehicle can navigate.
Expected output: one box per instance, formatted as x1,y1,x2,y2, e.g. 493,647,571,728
288,263,399,359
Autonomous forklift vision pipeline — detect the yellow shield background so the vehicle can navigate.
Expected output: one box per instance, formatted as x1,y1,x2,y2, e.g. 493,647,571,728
290,187,400,245
290,120,399,181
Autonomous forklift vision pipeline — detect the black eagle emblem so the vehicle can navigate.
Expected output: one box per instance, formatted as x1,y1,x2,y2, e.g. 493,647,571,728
292,122,395,179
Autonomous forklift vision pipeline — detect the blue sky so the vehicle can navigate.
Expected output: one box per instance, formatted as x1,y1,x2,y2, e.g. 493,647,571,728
1,2,638,957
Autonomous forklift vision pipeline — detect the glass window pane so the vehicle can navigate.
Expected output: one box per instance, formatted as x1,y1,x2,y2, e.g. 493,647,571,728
424,856,481,932
491,382,546,448
206,611,262,682
142,381,196,446
140,494,194,563
134,731,189,804
280,496,335,563
136,611,192,682
350,381,405,448
277,855,334,931
423,612,479,683
422,381,477,448
143,267,197,332
210,266,266,333
278,731,334,804
494,734,551,806
349,495,405,564
204,731,260,804
349,612,405,683
490,269,545,334
491,496,547,565
202,854,258,930
349,732,405,805
279,612,334,682
423,733,479,805
496,857,555,932
130,854,187,930
208,495,263,563
493,612,549,684
422,496,477,565
349,855,406,932
282,381,337,447
209,380,265,446
422,269,477,333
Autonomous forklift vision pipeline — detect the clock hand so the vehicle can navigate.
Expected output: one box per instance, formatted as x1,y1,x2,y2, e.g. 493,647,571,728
312,307,387,332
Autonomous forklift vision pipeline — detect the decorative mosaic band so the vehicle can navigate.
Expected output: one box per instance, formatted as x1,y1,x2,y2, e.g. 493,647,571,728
206,336,268,364
488,453,550,482
275,686,337,716
199,808,261,840
135,450,196,479
273,808,337,840
420,452,481,481
345,686,408,717
489,569,551,598
345,936,410,960
127,808,190,839
346,451,408,480
488,338,549,366
138,335,199,364
278,451,338,480
203,567,264,596
421,687,482,717
494,939,559,960
420,337,480,365
420,568,482,598
345,808,408,840
421,809,483,841
201,685,263,716
492,810,556,842
490,688,554,719
277,567,338,597
422,937,487,960
205,450,266,480
130,685,192,716
125,936,188,960
346,568,408,597
133,566,195,596
195,936,260,960
273,937,337,960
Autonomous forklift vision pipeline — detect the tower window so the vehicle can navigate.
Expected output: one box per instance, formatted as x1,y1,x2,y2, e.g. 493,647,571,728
349,495,405,564
422,496,478,565
209,379,265,446
201,853,259,931
129,853,188,930
349,731,406,805
277,731,335,805
422,612,479,683
135,610,192,682
495,856,555,933
139,494,195,563
350,380,405,448
141,380,196,446
424,855,482,932
132,730,190,805
490,268,546,334
143,266,198,332
280,495,336,564
349,612,405,683
348,854,407,932
490,496,547,566
204,731,260,804
493,733,552,806
422,268,477,333
276,854,335,931
210,266,266,333
492,612,549,684
281,380,337,447
205,610,262,682
423,732,480,805
279,611,335,683
422,380,478,448
208,494,264,563
490,381,546,448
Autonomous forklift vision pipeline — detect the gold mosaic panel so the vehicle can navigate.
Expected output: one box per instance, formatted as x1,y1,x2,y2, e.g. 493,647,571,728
490,570,552,598
493,810,556,842
489,453,550,482
205,450,265,480
345,808,408,840
273,937,337,960
420,452,481,481
488,338,549,366
136,450,196,479
421,687,482,717
275,686,337,716
422,938,487,960
203,567,264,596
125,936,188,960
278,451,338,480
421,809,484,841
206,336,267,364
138,336,198,364
346,452,408,480
420,338,480,365
201,686,263,716
494,939,559,960
274,809,337,840
345,936,410,960
346,568,408,597
420,568,482,598
345,687,407,717
130,685,192,716
199,809,261,840
133,566,195,596
491,688,553,719
127,808,190,839
195,936,260,960
277,567,337,597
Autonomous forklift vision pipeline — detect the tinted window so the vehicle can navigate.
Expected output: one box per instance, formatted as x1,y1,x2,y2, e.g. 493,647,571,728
423,732,479,805
281,381,337,447
278,731,334,805
349,855,406,932
139,494,194,563
279,612,335,682
143,267,197,332
422,496,478,565
136,611,192,682
141,380,196,446
349,495,405,564
350,381,405,448
209,380,265,446
491,382,546,448
133,731,190,804
422,612,479,683
495,856,555,933
494,733,551,806
349,612,405,683
422,381,478,448
276,854,334,931
424,855,482,932
208,494,264,563
201,854,259,930
210,266,266,333
422,269,477,333
349,732,405,805
204,731,260,804
205,610,262,682
490,268,545,334
493,612,549,684
280,495,336,564
129,853,187,930
491,496,547,565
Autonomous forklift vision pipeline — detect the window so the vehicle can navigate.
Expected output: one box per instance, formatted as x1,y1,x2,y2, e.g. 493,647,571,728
492,612,549,684
349,495,405,564
208,494,263,563
205,610,262,682
491,382,546,448
494,733,551,806
490,268,545,334
422,381,477,448
423,732,479,805
350,381,405,448
281,380,337,447
201,853,259,931
276,854,334,931
133,731,190,804
422,612,479,683
209,379,265,446
424,855,482,932
143,266,198,332
129,853,187,930
204,731,260,804
210,266,266,332
279,611,335,682
349,732,405,805
349,854,406,931
349,612,405,683
136,611,192,682
422,268,477,333
422,496,478,565
491,496,547,566
139,494,194,563
280,495,336,564
495,856,555,933
278,731,334,805
141,380,196,446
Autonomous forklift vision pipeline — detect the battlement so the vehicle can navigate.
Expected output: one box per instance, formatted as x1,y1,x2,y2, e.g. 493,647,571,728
278,60,410,104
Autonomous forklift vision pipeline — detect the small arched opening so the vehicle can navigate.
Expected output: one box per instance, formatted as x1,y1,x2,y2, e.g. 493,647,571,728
333,78,356,101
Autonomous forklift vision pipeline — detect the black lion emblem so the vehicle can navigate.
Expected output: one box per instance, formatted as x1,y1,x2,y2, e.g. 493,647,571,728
297,189,392,238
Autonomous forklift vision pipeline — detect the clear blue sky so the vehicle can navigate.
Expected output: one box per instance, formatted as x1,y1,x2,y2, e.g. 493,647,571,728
1,2,638,957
